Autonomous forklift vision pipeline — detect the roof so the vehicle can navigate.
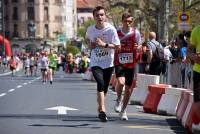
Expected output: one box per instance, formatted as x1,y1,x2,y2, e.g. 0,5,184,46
77,0,98,8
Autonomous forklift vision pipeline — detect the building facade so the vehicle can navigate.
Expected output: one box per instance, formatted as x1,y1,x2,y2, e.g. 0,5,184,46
3,0,77,54
77,0,107,27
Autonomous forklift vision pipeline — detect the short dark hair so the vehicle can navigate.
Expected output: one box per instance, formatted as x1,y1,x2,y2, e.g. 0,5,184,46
122,12,132,21
93,6,105,16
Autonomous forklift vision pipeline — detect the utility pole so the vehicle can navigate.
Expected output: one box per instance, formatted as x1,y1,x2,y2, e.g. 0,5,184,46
183,0,186,12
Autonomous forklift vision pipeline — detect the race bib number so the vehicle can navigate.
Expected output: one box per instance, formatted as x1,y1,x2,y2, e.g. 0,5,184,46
94,48,109,61
118,53,133,64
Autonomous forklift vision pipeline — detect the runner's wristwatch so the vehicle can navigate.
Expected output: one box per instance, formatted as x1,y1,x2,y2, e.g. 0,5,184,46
105,43,108,48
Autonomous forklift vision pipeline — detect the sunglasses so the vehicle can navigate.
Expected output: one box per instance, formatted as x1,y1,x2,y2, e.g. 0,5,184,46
123,20,133,23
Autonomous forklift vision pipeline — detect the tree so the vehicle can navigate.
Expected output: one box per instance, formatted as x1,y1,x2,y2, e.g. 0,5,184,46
104,0,200,42
77,19,95,39
65,40,80,56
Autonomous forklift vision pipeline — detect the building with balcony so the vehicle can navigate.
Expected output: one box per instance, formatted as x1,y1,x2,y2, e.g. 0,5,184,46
3,0,77,54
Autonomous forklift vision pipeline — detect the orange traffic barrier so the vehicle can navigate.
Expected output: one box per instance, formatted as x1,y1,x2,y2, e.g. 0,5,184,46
143,84,171,114
185,102,200,132
176,90,191,121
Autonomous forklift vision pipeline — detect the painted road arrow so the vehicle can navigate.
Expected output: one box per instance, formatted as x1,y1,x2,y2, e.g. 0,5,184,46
45,106,78,115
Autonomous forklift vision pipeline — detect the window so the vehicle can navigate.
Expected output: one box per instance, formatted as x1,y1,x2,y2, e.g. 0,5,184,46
55,16,62,22
12,0,18,3
13,7,18,20
44,24,49,37
44,7,49,21
44,0,48,3
13,24,18,37
28,0,34,3
27,7,35,20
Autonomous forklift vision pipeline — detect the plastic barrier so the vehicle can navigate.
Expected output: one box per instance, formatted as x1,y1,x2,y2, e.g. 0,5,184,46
176,90,192,121
130,74,160,105
157,87,187,115
82,70,93,80
185,103,200,132
182,92,194,127
181,93,200,132
143,84,171,114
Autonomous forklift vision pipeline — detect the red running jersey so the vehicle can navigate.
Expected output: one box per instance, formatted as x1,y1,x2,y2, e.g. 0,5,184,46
114,28,137,68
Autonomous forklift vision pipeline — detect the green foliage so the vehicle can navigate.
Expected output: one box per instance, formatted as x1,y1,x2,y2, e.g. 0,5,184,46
109,7,125,27
66,41,80,56
77,19,95,39
107,0,200,41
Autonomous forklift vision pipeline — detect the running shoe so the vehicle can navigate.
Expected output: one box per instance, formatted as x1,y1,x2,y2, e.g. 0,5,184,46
98,111,108,122
119,111,128,120
114,100,121,113
192,124,200,134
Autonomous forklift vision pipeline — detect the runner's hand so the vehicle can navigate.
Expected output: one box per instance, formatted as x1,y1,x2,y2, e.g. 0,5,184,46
95,38,105,47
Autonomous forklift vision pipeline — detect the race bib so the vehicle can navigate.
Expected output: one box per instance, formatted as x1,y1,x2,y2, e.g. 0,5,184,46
118,53,133,64
94,48,109,61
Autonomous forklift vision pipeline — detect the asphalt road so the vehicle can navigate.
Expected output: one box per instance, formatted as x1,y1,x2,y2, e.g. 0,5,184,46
0,70,189,134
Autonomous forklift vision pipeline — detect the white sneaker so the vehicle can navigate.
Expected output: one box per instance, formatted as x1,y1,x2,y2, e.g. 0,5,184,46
114,100,121,113
192,124,200,134
119,111,128,120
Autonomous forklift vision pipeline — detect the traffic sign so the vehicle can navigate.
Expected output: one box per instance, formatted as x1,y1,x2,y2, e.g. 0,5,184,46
178,11,190,30
178,11,190,24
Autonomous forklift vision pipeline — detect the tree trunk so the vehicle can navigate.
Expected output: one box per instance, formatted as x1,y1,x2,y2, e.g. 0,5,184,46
158,0,170,44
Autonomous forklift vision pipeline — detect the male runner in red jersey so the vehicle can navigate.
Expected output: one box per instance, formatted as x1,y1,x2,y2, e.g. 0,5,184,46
114,12,142,120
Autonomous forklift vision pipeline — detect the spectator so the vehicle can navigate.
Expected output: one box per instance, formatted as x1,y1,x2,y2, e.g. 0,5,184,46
147,32,164,75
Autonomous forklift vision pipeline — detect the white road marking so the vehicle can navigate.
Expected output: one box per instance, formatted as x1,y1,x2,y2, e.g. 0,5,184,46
0,93,6,97
8,89,15,92
28,81,32,84
17,85,22,88
23,83,28,85
45,106,79,115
